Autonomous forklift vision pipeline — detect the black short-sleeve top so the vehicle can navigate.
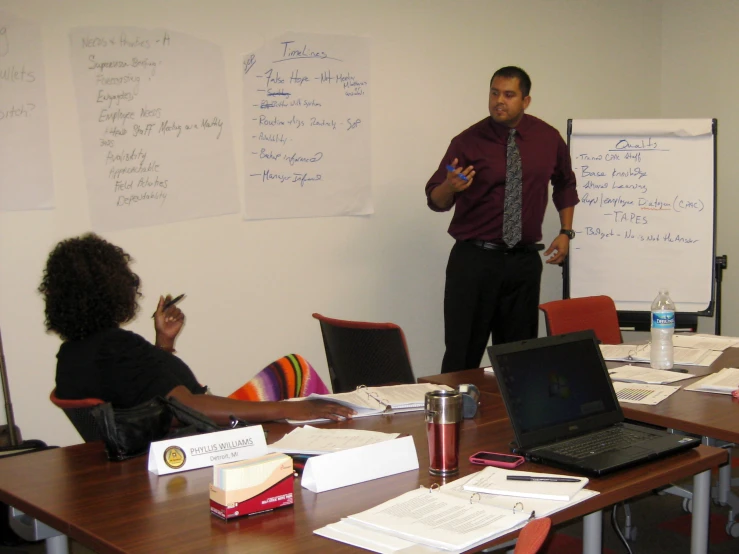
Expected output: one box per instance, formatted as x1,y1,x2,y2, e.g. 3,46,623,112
55,328,206,408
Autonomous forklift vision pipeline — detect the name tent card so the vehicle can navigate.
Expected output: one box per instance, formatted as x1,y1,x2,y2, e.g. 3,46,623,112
301,435,418,493
148,426,268,476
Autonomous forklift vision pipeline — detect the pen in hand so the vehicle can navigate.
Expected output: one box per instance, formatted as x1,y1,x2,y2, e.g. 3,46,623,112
152,293,185,318
506,476,581,483
446,164,469,182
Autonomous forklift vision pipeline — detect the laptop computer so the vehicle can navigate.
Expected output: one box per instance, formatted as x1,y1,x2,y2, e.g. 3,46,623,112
487,330,700,476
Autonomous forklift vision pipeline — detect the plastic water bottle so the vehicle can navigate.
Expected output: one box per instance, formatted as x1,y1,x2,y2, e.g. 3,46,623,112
650,289,676,369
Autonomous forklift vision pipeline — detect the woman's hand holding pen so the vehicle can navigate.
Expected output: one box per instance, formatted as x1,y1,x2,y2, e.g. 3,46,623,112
154,294,185,352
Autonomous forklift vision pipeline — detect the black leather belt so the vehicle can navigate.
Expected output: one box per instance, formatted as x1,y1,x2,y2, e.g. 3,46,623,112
467,240,545,253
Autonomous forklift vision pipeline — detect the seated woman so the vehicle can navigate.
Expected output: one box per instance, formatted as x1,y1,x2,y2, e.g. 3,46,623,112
39,233,354,425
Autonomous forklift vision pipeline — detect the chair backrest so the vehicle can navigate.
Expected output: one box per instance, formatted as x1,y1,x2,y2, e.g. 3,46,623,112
49,388,104,443
514,517,552,554
312,313,416,393
539,295,623,345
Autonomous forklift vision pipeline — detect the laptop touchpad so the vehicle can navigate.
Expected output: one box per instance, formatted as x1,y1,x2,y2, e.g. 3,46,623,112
613,446,654,460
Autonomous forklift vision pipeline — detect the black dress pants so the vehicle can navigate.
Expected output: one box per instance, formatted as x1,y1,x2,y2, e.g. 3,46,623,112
440,240,543,373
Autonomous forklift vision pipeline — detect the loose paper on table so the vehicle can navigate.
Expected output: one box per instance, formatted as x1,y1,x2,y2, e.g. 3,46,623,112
608,365,695,384
287,383,452,424
673,334,739,351
599,344,721,366
612,382,680,405
268,425,399,455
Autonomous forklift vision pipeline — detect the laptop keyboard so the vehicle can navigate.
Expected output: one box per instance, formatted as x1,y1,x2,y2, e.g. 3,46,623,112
546,426,656,459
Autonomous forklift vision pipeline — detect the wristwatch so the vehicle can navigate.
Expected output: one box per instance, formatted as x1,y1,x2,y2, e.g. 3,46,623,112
559,229,575,239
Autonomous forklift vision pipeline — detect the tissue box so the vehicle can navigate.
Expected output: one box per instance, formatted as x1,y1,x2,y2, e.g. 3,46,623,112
210,452,294,520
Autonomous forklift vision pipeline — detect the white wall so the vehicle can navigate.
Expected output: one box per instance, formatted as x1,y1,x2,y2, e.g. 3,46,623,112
660,0,738,336
0,0,663,446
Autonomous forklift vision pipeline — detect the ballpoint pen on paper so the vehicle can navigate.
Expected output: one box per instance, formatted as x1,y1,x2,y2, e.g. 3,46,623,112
506,476,581,483
151,293,186,318
446,164,469,182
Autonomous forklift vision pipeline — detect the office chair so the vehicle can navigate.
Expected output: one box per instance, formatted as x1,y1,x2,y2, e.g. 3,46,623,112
539,295,623,345
49,388,104,443
311,313,416,393
513,517,552,554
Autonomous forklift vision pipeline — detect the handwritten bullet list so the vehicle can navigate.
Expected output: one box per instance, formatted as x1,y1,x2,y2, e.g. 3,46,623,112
568,121,715,310
243,33,372,220
70,27,238,231
0,15,54,211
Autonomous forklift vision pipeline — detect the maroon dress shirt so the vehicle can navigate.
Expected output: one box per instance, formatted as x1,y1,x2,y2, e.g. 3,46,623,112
425,114,579,243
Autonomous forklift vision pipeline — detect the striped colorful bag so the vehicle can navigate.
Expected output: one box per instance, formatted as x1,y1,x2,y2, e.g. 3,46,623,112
228,354,330,401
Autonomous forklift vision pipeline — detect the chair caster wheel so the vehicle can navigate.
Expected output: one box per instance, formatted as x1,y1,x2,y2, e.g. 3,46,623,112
624,527,638,541
726,521,739,538
682,498,693,513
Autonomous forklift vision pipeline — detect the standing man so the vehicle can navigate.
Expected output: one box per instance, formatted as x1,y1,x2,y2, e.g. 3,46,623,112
425,66,578,373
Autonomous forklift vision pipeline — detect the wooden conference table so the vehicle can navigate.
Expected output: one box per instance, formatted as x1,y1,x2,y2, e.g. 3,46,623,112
419,347,739,444
421,347,739,547
0,389,727,554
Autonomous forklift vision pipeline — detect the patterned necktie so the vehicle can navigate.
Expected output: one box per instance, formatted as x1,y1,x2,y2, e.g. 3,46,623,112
503,128,522,247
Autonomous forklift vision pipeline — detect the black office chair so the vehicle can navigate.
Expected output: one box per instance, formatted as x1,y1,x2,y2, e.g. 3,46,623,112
312,313,416,393
49,388,104,443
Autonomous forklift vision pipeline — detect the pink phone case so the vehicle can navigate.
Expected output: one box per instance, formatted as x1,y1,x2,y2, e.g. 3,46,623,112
469,451,525,469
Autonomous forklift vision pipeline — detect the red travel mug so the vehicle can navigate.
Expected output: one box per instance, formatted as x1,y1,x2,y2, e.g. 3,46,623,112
425,389,463,476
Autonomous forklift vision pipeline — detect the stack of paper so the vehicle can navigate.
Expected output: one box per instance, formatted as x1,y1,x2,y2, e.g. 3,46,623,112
462,466,588,501
685,367,739,395
287,383,452,424
330,487,530,551
607,365,695,384
673,334,739,351
268,425,400,455
599,344,721,366
314,469,599,552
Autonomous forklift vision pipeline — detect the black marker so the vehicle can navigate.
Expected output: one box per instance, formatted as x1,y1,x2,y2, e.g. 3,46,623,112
152,294,185,318
507,476,580,483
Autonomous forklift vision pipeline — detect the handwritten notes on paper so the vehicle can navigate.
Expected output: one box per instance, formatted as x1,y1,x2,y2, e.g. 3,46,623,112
69,27,238,231
243,33,372,220
0,12,53,211
569,120,715,312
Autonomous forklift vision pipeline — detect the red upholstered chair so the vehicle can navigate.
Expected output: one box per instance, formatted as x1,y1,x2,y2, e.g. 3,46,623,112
312,313,416,393
538,295,623,345
49,388,104,443
514,517,552,554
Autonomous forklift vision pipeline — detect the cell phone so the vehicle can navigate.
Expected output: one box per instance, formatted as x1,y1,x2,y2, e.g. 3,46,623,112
469,451,525,469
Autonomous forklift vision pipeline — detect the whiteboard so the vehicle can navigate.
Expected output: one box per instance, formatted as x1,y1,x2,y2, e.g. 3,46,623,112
567,119,716,313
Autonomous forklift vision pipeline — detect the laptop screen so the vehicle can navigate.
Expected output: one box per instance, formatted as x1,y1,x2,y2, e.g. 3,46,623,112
489,331,623,448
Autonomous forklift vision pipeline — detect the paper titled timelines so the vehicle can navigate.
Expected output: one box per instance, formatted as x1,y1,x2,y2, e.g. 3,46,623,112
242,32,372,220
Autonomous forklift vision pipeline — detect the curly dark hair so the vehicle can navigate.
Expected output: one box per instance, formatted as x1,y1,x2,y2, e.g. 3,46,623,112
38,233,141,341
